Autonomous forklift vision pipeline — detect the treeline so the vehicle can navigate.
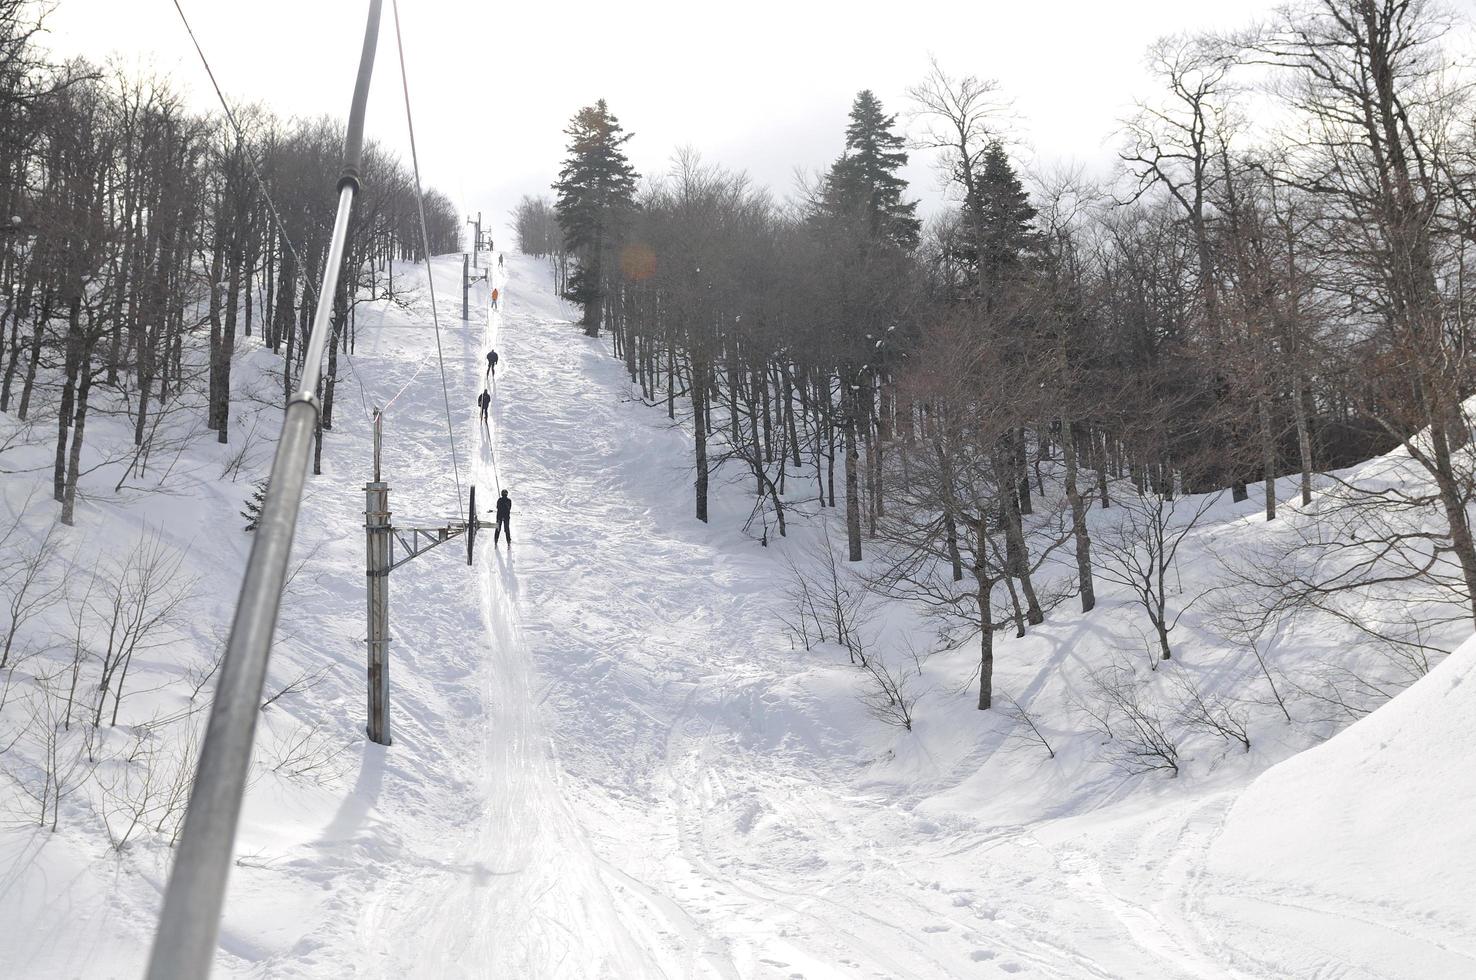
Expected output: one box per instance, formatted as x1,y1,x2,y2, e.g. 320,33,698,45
511,194,562,258
510,193,568,294
0,1,460,523
544,0,1476,709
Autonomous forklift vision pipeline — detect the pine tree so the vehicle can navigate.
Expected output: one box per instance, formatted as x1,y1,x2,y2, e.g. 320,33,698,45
820,90,920,250
967,142,1039,303
553,100,639,337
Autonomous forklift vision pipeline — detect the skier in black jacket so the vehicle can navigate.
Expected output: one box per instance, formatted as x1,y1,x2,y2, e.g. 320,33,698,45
478,389,491,424
493,489,511,545
485,349,499,376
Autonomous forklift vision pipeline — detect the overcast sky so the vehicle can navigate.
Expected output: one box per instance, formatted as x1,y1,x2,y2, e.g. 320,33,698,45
42,0,1290,244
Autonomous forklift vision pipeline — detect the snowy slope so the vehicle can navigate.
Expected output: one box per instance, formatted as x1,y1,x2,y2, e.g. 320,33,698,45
0,254,490,978
3,249,1475,979
1202,636,1476,978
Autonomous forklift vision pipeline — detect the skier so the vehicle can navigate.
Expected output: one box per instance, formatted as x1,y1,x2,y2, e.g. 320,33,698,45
491,286,500,310
498,254,504,269
485,348,499,376
478,388,491,424
492,489,512,545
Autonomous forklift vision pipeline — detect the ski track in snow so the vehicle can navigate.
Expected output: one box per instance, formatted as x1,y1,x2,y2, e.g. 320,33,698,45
6,246,1475,978
120,252,1470,980
261,254,1237,980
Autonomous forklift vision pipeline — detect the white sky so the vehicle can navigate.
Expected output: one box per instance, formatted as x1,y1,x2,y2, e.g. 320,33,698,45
42,0,1290,243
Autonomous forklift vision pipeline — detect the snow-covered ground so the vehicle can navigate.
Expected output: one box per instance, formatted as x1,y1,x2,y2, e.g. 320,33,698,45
1,251,1473,978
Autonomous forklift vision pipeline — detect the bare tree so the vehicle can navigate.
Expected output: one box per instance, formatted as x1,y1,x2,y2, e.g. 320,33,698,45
1080,661,1181,776
778,521,869,661
7,675,96,830
998,691,1057,759
908,59,1010,295
1243,0,1476,621
1095,483,1221,662
1170,669,1251,752
89,529,193,727
0,494,61,669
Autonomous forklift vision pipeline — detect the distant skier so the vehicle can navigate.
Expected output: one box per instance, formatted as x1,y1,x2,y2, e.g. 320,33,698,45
492,489,512,545
491,286,500,310
498,254,504,269
485,349,499,376
478,388,491,424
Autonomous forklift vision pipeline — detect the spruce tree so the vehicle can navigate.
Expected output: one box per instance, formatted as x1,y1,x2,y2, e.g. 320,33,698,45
968,142,1039,303
820,90,920,250
553,100,639,337
242,478,268,532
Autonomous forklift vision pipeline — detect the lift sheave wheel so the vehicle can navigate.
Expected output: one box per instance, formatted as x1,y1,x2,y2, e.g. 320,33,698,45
467,485,476,564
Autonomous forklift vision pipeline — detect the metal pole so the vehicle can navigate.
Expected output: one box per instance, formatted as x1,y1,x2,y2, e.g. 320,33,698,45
366,410,391,745
462,252,469,321
145,3,383,976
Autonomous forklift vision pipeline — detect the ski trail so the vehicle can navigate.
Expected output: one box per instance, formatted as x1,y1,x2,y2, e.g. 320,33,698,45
483,255,1067,978
472,259,738,978
333,258,670,978
287,252,1246,979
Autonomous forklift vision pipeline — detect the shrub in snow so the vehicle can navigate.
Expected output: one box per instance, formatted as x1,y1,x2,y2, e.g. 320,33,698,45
998,692,1056,759
857,643,925,731
1079,661,1181,776
1170,670,1251,753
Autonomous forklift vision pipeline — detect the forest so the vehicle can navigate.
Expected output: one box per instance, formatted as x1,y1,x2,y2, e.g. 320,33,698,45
0,0,460,525
0,0,464,839
534,0,1476,711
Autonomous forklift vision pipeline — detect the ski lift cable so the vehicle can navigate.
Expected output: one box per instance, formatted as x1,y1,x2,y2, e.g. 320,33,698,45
169,0,375,423
385,0,463,512
488,309,502,497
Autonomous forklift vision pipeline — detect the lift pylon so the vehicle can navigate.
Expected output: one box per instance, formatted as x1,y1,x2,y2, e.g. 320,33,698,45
365,408,491,744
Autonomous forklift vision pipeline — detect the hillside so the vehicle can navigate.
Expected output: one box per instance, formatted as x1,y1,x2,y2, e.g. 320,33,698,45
1202,635,1476,977
0,252,1472,978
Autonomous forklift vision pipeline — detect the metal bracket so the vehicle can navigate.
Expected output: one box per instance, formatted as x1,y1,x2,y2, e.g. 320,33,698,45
286,390,323,417
386,522,470,572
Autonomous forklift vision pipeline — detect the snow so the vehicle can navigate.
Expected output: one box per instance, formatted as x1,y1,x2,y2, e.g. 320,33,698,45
1,250,1474,978
1202,636,1476,977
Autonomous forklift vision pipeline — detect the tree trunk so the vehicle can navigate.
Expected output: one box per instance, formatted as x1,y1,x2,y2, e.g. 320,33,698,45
1003,491,1044,625
973,512,995,710
1258,390,1276,521
16,292,48,420
61,335,98,526
217,240,243,444
1292,371,1314,506
844,403,862,562
944,510,964,582
206,225,225,432
1015,427,1032,515
1062,416,1095,612
693,357,708,523
53,296,83,503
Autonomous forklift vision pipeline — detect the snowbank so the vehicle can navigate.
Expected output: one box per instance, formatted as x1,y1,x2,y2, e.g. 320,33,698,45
1204,632,1476,976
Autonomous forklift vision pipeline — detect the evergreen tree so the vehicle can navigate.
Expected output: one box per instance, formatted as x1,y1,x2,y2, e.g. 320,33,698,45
967,142,1039,303
820,90,920,250
553,100,639,337
242,478,268,532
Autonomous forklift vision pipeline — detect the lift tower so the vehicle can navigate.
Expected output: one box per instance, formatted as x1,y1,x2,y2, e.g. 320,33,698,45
466,210,482,268
364,409,490,744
